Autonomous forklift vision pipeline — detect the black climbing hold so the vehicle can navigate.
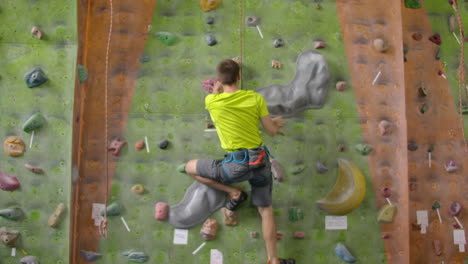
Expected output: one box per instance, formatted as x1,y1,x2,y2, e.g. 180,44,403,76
139,56,151,63
206,17,215,25
407,141,418,151
25,68,48,88
245,16,260,27
206,34,217,46
158,139,169,150
273,38,284,48
80,250,102,262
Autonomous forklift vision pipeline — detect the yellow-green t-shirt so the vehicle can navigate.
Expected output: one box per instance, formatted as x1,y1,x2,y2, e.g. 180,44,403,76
205,90,269,151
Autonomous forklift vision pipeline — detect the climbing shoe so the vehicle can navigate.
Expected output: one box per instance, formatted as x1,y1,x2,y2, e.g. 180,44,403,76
226,190,248,211
267,258,296,264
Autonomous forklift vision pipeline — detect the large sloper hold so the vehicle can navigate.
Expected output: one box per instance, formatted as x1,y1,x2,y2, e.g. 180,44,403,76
0,170,20,191
169,181,226,229
334,243,357,263
256,50,330,117
316,159,366,215
377,204,397,223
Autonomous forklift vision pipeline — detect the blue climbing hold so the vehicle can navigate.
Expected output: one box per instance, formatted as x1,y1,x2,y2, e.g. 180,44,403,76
334,243,356,263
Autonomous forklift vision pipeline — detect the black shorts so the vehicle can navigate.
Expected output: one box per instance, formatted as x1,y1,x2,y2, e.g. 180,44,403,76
196,148,273,207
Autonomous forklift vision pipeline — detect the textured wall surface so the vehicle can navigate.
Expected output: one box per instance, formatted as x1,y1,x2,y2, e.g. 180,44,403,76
0,0,76,263
96,0,386,263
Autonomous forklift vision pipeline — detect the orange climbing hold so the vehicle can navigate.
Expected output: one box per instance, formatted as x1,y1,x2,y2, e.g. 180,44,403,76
199,0,221,12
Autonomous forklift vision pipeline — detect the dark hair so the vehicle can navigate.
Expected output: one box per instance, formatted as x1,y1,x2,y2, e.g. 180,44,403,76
217,59,240,85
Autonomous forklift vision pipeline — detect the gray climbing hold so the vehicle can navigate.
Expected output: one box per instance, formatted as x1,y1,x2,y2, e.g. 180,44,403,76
273,38,284,48
335,243,356,263
316,160,328,173
0,208,24,221
206,34,217,46
123,250,149,263
245,16,260,27
158,139,169,149
206,17,215,24
355,144,373,155
23,112,46,133
169,181,226,229
290,164,305,175
77,64,88,83
139,56,151,63
257,50,330,117
80,250,102,262
25,68,48,88
20,256,39,264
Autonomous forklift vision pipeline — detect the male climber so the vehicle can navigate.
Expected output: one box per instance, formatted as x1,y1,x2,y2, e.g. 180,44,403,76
185,59,295,264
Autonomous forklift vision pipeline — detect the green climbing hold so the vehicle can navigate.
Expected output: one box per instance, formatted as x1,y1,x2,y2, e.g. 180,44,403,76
0,208,24,221
177,163,186,173
25,68,48,88
101,201,123,216
288,207,304,221
355,144,373,155
139,56,151,63
155,32,177,46
22,112,46,133
77,64,88,83
123,250,149,263
435,49,442,60
290,164,305,175
405,0,421,8
432,201,441,210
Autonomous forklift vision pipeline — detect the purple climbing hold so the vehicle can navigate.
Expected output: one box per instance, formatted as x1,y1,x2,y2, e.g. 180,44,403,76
381,187,391,198
206,34,217,46
450,202,462,216
316,160,328,173
80,250,102,262
0,170,20,191
24,164,44,174
444,160,458,173
429,34,442,45
206,17,215,25
203,77,217,93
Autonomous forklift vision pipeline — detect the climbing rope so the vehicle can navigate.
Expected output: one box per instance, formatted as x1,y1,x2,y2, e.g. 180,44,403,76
239,0,243,88
99,0,113,239
452,0,468,152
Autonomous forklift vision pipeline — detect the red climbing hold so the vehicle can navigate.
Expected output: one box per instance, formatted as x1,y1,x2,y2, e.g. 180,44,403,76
0,170,20,191
429,34,442,45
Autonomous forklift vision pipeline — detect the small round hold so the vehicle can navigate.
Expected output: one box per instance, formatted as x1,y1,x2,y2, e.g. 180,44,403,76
158,139,170,149
273,38,284,48
381,187,391,198
135,140,145,151
338,145,346,152
412,32,422,41
373,38,389,52
250,231,259,238
131,184,145,195
245,16,260,27
381,233,390,239
407,141,418,151
450,202,462,216
206,34,217,46
3,136,26,157
336,81,347,92
314,41,326,49
206,17,215,25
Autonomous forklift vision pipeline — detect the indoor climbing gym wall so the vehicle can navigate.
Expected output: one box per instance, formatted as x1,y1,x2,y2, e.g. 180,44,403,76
0,0,77,263
94,0,387,263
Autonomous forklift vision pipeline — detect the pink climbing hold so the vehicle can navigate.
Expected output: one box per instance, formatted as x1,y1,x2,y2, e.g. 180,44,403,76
381,233,390,239
314,41,326,49
336,81,347,92
429,34,442,45
202,78,217,93
155,202,169,221
381,187,391,198
293,231,305,239
270,159,284,182
0,170,20,191
378,120,392,136
108,138,127,157
31,26,43,39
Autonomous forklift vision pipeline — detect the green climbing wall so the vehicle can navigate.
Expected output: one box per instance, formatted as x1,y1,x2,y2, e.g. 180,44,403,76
97,0,387,263
0,0,76,263
425,1,468,128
